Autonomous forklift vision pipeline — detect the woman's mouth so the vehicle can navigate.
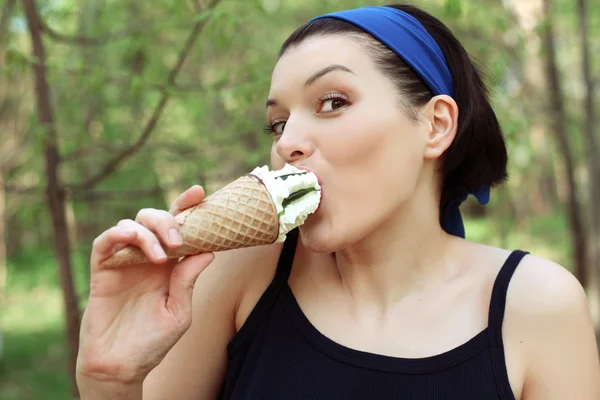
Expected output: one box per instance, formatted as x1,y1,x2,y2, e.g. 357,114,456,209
295,166,322,185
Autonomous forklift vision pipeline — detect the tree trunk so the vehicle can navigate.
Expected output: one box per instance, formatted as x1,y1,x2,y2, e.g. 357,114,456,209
75,0,105,292
0,0,16,363
541,0,588,286
0,172,6,362
576,0,600,330
22,0,81,397
0,0,16,45
503,0,558,216
4,205,20,258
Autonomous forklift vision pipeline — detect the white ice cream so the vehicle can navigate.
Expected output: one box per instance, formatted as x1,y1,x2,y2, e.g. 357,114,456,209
249,164,321,242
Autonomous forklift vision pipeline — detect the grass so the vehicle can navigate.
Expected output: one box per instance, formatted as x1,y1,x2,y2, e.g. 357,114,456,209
1,289,70,400
0,211,575,399
1,245,90,400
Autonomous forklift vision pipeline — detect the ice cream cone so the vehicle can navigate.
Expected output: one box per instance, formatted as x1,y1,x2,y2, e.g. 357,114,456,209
100,175,280,268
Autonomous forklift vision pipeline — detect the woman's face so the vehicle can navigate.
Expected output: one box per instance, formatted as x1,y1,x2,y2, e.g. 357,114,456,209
267,35,441,252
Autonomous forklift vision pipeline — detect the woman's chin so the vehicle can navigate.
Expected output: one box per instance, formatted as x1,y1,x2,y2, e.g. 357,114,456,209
298,220,345,254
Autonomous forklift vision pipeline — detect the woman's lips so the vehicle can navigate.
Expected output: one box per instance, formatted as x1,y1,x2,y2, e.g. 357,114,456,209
295,166,322,185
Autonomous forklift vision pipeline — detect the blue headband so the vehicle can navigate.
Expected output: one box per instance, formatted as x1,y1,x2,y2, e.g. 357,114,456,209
310,6,491,238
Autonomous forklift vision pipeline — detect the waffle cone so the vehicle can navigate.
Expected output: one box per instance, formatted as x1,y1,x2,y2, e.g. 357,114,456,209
100,175,280,268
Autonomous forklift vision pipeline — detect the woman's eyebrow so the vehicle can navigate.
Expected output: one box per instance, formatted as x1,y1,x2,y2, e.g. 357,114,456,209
266,64,355,109
304,64,355,87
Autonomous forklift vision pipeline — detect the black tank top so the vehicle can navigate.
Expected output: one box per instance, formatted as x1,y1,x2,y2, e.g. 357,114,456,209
219,229,528,399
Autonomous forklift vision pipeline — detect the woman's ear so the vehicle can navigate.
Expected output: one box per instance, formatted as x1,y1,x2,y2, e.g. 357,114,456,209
423,95,459,160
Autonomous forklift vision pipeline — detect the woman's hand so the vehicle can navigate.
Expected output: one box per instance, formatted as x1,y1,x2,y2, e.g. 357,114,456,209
76,185,215,387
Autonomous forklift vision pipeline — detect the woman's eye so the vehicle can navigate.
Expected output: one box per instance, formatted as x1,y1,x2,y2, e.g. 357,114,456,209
319,97,348,113
273,121,286,135
264,121,285,136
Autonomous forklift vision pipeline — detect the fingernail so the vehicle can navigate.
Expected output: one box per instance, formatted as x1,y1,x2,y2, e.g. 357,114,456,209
169,228,182,245
153,244,167,259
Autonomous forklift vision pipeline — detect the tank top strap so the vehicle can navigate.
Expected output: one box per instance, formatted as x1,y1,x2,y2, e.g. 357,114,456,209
487,249,529,400
487,250,529,336
226,228,299,356
272,227,299,285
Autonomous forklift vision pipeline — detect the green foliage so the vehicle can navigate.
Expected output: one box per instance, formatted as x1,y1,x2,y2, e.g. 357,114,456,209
2,0,595,264
3,46,30,77
443,0,463,19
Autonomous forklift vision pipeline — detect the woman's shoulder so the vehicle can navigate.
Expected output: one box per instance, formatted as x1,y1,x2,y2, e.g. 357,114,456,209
499,250,589,321
486,246,595,357
471,243,598,397
468,241,587,316
486,247,600,397
224,241,286,332
185,240,286,337
470,241,589,320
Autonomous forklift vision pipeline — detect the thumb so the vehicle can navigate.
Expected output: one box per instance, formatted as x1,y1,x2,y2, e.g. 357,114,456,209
166,252,215,326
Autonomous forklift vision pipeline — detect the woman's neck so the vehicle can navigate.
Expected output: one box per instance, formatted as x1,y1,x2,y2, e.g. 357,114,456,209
331,189,461,310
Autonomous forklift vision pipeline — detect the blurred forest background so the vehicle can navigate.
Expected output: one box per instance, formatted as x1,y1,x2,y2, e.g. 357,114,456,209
0,0,598,398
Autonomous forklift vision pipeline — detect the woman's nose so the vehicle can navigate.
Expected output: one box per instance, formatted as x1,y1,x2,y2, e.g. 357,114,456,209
275,122,315,163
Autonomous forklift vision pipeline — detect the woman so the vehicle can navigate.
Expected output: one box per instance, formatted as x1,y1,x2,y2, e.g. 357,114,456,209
76,4,600,399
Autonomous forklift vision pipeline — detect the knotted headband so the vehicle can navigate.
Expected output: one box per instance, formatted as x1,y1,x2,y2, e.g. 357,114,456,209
310,6,491,238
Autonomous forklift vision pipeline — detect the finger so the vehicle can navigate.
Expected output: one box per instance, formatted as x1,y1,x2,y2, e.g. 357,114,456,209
165,252,215,326
135,208,183,249
168,185,205,216
116,219,169,264
91,226,138,268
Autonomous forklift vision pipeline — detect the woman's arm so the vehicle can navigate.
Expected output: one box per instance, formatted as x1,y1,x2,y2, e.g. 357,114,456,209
142,243,283,400
508,256,600,400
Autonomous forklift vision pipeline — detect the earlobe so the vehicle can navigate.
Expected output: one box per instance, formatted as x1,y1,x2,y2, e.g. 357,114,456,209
423,95,458,160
